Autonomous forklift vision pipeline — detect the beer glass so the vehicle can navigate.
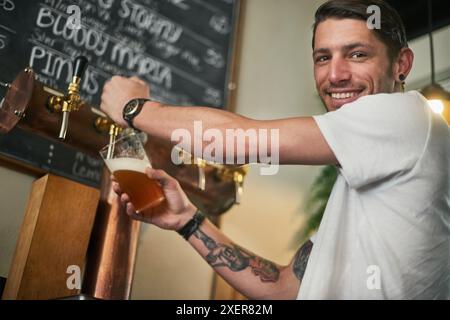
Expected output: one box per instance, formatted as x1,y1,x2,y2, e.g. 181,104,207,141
99,132,165,213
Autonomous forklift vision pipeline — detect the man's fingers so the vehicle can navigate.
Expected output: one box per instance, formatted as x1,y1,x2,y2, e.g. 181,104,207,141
112,182,122,194
120,193,130,204
126,203,136,216
125,203,147,222
145,168,176,187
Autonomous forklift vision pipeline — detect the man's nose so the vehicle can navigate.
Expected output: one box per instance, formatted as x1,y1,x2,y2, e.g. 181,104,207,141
328,58,351,85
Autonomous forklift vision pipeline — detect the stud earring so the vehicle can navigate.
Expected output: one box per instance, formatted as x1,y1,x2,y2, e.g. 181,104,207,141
399,74,406,92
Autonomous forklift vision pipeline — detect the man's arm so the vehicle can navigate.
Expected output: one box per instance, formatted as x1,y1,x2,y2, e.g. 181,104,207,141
185,208,314,299
100,77,338,166
115,168,314,300
135,104,338,165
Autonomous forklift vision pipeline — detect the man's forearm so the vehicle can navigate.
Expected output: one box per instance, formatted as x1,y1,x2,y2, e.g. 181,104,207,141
186,218,296,300
135,102,253,146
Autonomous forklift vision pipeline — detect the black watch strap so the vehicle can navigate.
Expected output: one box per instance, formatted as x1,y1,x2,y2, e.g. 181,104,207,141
123,98,151,129
177,210,206,240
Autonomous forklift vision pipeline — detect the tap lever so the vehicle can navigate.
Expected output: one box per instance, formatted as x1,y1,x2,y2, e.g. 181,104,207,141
59,111,70,139
234,172,244,204
197,158,206,191
47,56,89,140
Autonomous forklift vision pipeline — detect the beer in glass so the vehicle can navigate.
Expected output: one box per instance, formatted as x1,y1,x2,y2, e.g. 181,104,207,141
100,133,165,213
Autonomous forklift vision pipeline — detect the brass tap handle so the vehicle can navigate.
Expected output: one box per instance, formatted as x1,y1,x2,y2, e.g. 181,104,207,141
93,116,123,159
233,172,244,204
107,124,124,159
215,165,249,204
197,158,206,191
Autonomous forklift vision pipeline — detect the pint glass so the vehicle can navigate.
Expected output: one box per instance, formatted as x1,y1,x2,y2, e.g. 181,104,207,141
99,133,165,213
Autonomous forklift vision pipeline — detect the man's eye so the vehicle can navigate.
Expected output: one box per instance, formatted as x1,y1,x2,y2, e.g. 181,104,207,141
350,52,366,59
316,56,329,63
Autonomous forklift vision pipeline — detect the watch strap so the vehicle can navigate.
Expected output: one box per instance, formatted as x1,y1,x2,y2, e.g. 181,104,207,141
123,98,151,129
177,210,206,240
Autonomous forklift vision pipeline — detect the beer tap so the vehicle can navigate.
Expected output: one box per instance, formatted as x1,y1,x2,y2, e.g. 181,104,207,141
94,115,123,159
172,145,207,190
196,158,206,191
47,56,88,139
233,170,245,204
0,81,10,110
0,81,11,89
216,165,249,204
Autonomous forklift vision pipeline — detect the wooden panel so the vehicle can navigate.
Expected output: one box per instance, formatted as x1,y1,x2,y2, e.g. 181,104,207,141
2,174,99,300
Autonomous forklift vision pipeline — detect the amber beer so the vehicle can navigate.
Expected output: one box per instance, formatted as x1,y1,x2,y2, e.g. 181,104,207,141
106,157,165,213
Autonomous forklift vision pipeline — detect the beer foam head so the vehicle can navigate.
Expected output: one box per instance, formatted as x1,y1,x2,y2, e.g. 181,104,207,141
105,158,151,174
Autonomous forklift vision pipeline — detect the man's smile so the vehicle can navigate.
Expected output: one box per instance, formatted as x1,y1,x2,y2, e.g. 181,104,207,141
326,88,365,109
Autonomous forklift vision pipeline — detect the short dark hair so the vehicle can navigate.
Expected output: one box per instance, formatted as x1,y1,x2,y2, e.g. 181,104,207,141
312,0,408,62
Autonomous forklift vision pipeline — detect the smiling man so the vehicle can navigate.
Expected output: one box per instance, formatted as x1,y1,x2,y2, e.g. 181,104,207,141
100,0,449,299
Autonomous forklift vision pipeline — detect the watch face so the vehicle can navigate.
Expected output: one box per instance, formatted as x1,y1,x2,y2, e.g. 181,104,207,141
125,100,139,115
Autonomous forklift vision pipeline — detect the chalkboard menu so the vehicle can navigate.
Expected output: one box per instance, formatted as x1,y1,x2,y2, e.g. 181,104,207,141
0,0,240,107
0,0,241,187
0,127,103,187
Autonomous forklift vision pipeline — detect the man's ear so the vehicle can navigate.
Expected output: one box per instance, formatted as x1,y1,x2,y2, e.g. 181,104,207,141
394,47,414,81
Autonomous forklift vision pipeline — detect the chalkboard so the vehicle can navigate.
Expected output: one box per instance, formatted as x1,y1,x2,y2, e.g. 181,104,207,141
0,0,240,107
0,127,103,187
0,0,241,187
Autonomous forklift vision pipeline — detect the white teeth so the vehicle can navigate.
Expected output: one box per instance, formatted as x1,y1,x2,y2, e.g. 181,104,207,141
330,92,357,99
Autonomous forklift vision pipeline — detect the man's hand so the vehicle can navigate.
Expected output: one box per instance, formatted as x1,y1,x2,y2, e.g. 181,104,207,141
112,168,197,231
100,76,151,127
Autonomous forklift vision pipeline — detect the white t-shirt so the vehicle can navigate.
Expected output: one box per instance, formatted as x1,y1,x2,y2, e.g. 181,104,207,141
297,91,450,300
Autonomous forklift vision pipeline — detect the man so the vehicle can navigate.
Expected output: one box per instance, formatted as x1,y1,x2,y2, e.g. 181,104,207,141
100,0,449,299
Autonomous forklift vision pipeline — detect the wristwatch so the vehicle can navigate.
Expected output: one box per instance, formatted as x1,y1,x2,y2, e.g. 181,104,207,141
122,98,151,129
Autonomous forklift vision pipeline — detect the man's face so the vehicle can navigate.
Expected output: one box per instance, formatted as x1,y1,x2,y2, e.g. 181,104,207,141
313,18,396,112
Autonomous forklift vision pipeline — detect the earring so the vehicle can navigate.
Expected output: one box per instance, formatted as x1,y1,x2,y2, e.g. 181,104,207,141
399,74,406,92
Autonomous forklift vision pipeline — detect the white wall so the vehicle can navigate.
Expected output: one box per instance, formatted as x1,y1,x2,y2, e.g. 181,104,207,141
407,25,450,88
0,166,34,278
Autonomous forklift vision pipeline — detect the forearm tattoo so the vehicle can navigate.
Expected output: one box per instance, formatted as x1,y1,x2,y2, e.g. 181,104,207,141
293,240,313,281
193,228,280,282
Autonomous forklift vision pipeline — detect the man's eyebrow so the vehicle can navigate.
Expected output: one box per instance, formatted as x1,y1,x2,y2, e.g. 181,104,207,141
342,42,374,51
313,42,374,56
313,48,330,56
